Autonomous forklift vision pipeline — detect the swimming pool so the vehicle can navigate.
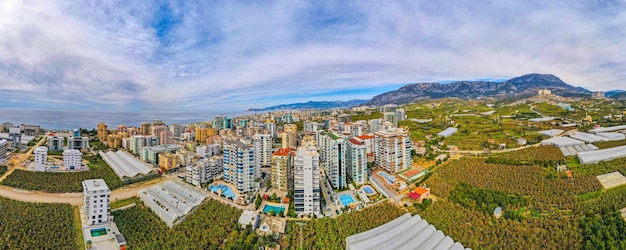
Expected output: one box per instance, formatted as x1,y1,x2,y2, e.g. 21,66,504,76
340,194,355,207
209,184,236,199
363,186,375,195
263,204,285,215
90,228,107,237
378,171,395,185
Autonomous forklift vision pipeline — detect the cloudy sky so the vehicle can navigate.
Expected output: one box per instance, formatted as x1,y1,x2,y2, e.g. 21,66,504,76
1,1,625,112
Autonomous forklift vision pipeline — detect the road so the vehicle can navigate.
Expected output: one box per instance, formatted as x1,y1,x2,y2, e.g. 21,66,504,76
0,173,174,205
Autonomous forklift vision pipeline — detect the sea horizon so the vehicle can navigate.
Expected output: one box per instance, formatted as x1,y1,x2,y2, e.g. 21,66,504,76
0,108,254,130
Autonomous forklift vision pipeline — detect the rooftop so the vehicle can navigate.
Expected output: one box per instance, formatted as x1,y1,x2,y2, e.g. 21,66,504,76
273,148,293,156
82,179,109,192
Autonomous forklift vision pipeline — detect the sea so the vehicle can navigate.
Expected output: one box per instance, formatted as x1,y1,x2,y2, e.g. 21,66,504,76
0,108,253,130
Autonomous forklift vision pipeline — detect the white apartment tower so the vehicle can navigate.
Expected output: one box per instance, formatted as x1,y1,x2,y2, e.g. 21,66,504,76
294,146,320,216
130,135,145,155
347,138,368,185
186,156,223,186
82,179,111,225
0,139,7,160
34,146,48,171
319,131,347,189
223,140,256,193
374,128,412,173
63,149,82,170
253,134,273,178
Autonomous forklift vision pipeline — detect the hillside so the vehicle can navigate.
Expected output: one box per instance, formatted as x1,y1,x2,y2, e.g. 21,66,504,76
248,99,368,111
368,73,591,106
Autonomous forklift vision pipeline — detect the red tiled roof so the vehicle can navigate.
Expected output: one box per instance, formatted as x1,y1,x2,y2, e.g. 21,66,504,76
408,192,420,200
349,138,364,145
273,148,293,156
412,187,429,195
358,135,375,140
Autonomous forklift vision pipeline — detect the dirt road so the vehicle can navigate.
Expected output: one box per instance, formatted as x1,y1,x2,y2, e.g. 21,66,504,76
0,175,172,205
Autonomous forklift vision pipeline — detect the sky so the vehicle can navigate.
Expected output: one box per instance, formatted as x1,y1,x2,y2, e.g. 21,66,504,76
1,0,626,112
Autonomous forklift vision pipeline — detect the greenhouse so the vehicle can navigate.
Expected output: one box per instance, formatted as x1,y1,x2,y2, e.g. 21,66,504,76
99,150,154,179
345,213,468,250
578,145,626,164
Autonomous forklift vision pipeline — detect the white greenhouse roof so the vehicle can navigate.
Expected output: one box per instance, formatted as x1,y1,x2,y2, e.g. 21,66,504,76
138,181,207,228
578,145,626,164
345,213,469,250
542,137,585,147
589,125,626,134
529,117,556,122
538,129,563,137
99,150,154,179
438,127,459,138
569,131,611,143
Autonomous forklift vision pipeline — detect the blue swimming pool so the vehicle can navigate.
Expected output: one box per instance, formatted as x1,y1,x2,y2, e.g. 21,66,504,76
209,184,235,199
263,204,285,215
363,186,375,195
378,171,395,185
340,194,355,207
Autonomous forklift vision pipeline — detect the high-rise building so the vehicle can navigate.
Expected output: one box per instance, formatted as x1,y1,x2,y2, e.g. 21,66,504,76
20,124,40,136
319,131,347,189
374,128,412,173
47,134,64,151
223,139,256,193
186,156,223,186
0,139,7,160
159,131,174,145
82,179,111,225
141,122,152,136
97,123,108,142
294,146,320,216
169,124,185,138
347,138,368,185
63,149,82,170
130,135,145,155
34,146,48,171
253,134,273,177
265,122,277,137
106,134,122,149
151,125,167,139
141,144,181,166
67,131,89,151
282,124,298,149
383,112,398,127
271,148,294,192
395,108,407,122
117,124,127,133
303,121,319,133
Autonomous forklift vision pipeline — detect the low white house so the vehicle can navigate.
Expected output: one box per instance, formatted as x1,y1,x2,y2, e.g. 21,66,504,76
238,210,260,230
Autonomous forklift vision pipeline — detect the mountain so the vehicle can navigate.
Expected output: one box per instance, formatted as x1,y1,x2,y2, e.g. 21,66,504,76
368,73,591,106
248,99,368,111
606,90,625,98
612,92,626,100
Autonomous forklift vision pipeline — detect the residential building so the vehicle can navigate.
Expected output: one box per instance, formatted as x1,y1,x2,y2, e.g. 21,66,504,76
282,124,298,149
34,146,47,171
0,139,7,160
158,153,178,171
254,134,273,177
130,135,145,155
82,179,111,226
383,112,398,127
195,144,220,158
294,146,320,216
97,123,108,142
374,128,412,173
319,131,347,189
272,148,294,192
47,134,64,151
347,138,367,185
20,124,40,136
106,134,122,149
186,156,223,186
159,131,174,145
151,125,167,139
142,144,182,166
169,124,185,138
223,139,256,193
395,108,407,122
67,131,89,150
238,211,261,230
140,122,151,136
8,126,21,149
303,121,319,132
63,149,82,170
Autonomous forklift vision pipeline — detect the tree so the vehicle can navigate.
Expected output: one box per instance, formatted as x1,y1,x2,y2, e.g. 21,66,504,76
255,194,262,210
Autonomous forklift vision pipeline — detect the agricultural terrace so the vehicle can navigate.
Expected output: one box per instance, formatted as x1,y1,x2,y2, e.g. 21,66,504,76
0,197,77,249
486,145,566,167
283,202,405,249
398,100,565,150
593,139,626,150
112,199,241,249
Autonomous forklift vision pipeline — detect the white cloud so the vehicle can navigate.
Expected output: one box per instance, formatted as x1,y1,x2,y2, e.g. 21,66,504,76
1,0,625,111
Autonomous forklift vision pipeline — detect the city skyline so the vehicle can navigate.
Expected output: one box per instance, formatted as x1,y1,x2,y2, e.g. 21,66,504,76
1,1,625,112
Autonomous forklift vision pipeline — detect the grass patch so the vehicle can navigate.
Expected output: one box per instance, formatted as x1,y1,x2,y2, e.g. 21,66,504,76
73,206,84,250
111,196,140,210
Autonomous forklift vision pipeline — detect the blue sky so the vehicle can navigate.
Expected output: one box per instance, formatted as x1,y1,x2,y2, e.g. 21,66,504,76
1,1,625,112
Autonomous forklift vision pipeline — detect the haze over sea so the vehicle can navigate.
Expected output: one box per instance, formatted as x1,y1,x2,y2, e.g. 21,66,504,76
0,109,252,130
